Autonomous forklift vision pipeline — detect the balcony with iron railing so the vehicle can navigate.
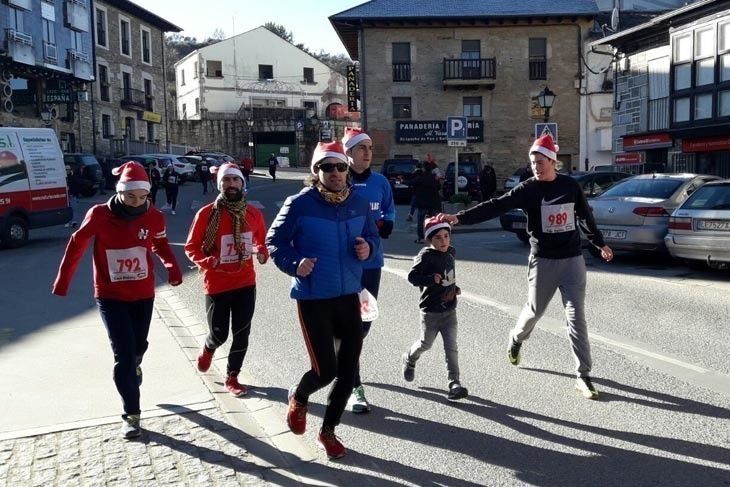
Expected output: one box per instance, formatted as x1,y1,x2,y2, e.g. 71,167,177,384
119,88,146,110
443,58,496,87
392,63,411,82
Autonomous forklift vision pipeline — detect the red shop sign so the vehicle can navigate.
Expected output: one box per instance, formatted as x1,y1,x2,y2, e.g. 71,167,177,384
622,133,673,151
682,136,730,153
614,152,644,165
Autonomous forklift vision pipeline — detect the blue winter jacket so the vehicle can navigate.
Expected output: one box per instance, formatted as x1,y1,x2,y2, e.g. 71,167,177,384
350,171,395,269
266,186,380,300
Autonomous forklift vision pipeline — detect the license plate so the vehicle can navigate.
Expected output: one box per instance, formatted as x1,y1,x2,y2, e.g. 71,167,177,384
602,229,626,240
512,222,526,229
696,219,730,231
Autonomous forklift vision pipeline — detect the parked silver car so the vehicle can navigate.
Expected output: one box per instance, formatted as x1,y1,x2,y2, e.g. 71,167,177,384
589,173,721,253
664,180,730,268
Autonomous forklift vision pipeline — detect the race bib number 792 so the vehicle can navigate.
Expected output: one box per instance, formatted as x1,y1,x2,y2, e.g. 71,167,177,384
106,247,149,282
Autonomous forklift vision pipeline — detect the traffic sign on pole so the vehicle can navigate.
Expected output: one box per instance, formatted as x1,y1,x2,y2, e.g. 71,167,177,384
534,123,558,143
446,116,468,197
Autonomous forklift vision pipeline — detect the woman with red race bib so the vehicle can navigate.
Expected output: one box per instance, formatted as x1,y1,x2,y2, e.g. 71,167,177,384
52,161,182,439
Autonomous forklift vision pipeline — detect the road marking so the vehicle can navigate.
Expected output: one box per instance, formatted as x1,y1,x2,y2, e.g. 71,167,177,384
383,265,730,395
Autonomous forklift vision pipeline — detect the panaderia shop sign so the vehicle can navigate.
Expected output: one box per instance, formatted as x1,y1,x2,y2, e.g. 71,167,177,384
395,120,484,144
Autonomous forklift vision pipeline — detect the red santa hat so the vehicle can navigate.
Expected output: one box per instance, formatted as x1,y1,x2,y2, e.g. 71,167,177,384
210,163,245,190
341,127,371,151
424,216,451,241
311,141,348,174
529,134,559,161
111,161,151,193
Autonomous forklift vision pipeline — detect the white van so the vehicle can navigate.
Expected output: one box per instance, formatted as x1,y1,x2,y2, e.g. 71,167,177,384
0,127,73,248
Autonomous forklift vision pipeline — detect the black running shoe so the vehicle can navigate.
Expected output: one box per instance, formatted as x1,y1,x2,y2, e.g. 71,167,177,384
447,382,468,401
575,376,599,399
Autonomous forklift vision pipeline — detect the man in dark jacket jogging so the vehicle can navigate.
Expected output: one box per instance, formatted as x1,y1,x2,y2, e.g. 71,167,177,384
437,135,613,400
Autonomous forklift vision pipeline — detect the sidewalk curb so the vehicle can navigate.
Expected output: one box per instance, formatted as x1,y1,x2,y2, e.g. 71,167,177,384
155,287,323,483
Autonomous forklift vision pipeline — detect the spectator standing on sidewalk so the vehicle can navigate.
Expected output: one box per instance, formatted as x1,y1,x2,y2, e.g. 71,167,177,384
161,165,181,215
266,141,380,459
268,153,279,182
185,163,269,397
52,161,182,439
402,217,468,401
436,134,613,399
342,127,395,414
412,161,442,244
479,163,497,200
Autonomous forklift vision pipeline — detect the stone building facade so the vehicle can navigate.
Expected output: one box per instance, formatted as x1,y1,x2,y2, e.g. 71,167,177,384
331,1,599,180
88,0,181,157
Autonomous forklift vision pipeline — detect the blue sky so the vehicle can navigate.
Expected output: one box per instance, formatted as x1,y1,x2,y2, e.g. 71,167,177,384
136,0,366,56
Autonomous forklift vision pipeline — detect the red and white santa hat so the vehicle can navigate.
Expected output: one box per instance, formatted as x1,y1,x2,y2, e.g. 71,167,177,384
529,134,559,161
210,163,245,190
342,127,371,152
424,216,451,241
311,140,348,174
112,161,151,193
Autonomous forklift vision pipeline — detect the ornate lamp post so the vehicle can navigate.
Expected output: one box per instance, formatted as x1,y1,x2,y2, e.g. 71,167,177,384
536,86,556,123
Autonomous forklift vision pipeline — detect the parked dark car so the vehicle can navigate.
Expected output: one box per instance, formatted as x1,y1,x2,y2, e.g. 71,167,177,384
381,159,420,203
443,161,483,202
63,153,103,197
500,171,633,243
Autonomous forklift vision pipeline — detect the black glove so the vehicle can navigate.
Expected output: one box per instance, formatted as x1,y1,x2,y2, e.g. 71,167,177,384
377,220,394,239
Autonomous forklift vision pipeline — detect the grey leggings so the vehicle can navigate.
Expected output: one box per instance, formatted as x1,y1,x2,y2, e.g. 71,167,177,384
407,308,460,385
510,254,592,377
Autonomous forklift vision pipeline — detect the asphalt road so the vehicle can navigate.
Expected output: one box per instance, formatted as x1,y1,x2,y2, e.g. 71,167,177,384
3,168,729,486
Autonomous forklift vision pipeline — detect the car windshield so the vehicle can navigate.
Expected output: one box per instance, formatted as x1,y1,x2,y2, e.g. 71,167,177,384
681,184,730,210
600,178,684,199
447,164,477,176
385,162,417,174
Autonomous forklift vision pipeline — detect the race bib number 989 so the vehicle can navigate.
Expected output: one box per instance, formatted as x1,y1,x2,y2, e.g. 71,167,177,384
106,247,149,282
541,203,576,233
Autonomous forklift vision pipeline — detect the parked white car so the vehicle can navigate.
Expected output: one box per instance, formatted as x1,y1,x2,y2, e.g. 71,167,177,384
665,179,730,269
148,153,196,180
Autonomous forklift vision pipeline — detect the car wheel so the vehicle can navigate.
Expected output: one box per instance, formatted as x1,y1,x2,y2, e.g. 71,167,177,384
2,216,29,249
516,231,530,244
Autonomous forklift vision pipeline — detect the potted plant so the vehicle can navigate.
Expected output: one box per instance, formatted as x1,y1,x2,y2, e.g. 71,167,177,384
442,192,472,213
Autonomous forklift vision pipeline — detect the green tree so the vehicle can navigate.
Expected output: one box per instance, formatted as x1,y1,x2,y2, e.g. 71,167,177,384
264,22,293,43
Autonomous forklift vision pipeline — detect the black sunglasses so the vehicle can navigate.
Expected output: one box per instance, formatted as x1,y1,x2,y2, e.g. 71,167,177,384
317,162,348,173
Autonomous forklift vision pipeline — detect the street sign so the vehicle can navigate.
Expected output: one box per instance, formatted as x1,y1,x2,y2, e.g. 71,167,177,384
295,121,304,131
447,139,467,147
447,116,467,141
534,123,558,143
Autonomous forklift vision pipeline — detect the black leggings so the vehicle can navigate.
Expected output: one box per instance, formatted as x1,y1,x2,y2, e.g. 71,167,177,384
165,187,179,211
294,294,363,428
97,297,154,415
204,285,256,374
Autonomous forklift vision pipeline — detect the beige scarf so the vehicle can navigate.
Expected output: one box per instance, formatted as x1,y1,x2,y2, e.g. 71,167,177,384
316,182,350,205
202,194,248,267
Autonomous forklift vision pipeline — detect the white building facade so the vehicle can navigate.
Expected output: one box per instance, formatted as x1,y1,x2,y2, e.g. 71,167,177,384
175,26,347,121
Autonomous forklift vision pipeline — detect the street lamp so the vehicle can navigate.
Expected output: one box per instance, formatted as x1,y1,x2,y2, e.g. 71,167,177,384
245,118,255,160
536,86,556,123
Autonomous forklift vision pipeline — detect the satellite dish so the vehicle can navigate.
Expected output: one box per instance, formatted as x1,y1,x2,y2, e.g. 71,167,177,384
610,7,620,31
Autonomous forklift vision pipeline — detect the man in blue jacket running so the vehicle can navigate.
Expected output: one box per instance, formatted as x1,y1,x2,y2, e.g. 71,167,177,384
342,127,396,414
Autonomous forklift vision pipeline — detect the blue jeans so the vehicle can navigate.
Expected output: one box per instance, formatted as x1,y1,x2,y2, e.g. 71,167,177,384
97,298,154,415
